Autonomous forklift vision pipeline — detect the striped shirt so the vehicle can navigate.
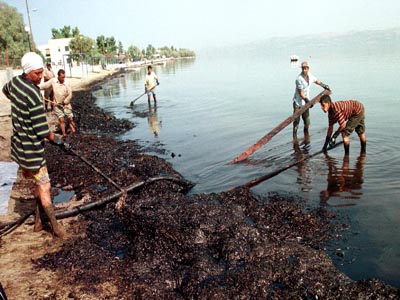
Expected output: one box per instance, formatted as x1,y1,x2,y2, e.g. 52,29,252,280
2,75,50,171
328,100,364,127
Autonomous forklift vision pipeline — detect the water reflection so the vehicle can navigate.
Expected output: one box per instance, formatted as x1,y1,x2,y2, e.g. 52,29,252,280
292,132,312,190
98,75,126,97
158,58,196,75
320,153,366,206
120,73,127,90
95,59,196,100
147,103,160,137
290,60,300,69
126,68,145,83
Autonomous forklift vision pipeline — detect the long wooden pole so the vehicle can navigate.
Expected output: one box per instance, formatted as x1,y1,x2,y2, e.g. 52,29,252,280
130,84,158,106
227,141,343,191
229,89,331,164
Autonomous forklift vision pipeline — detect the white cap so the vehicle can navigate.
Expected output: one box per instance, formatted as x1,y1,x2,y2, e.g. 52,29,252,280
301,61,310,68
21,52,43,74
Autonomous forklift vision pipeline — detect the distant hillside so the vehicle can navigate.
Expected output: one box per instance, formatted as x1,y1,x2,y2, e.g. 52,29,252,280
204,27,400,59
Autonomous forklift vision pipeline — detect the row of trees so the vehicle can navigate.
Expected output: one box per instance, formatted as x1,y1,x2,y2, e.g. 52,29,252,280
53,25,195,62
0,1,195,67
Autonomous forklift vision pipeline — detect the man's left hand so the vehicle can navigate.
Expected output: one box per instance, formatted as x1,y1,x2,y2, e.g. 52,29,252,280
329,137,336,148
321,83,330,91
329,131,340,148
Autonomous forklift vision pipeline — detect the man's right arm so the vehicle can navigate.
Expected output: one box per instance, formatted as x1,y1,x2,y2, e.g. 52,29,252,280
40,79,52,91
298,88,307,101
298,88,311,106
2,83,11,99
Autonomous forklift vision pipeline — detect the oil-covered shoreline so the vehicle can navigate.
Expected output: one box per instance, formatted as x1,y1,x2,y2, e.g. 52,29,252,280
1,74,399,299
35,78,400,299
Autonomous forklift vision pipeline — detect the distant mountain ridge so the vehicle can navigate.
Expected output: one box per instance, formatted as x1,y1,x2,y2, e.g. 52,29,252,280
204,27,400,58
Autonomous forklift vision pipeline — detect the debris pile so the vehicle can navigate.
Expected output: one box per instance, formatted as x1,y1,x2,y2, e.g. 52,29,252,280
33,88,399,299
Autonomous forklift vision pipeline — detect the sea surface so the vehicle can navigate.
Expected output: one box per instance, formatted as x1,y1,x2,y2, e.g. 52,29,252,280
94,35,400,287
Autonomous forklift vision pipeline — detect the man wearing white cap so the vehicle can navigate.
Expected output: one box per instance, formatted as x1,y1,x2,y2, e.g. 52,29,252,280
2,52,67,239
292,61,330,137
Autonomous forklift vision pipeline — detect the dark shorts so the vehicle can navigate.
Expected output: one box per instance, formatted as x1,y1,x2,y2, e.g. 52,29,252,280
343,108,365,136
146,90,156,96
293,102,310,127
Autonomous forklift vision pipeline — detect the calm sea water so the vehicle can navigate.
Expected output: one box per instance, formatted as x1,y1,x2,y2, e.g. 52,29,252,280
93,45,400,287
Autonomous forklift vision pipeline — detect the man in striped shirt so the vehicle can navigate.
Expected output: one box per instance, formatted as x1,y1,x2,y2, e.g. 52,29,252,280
320,95,366,155
2,52,66,239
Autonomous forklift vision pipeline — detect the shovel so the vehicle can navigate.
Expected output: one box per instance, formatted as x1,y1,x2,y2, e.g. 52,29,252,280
130,83,158,107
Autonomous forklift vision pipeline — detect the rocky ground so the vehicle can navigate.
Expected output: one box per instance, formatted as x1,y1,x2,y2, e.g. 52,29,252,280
0,73,399,300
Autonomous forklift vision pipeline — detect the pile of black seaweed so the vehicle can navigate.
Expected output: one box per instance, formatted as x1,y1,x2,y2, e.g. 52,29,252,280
72,89,133,135
35,86,399,299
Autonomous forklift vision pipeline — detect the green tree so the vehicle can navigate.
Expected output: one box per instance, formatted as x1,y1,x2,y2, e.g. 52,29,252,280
96,35,117,55
96,35,106,54
0,1,31,66
126,45,141,61
71,27,80,37
178,48,195,58
51,25,73,38
69,35,95,59
118,41,124,55
106,36,117,54
145,44,155,58
159,46,171,57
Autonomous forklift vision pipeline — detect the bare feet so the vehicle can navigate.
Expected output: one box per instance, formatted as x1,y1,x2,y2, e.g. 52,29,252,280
53,224,67,240
33,222,43,232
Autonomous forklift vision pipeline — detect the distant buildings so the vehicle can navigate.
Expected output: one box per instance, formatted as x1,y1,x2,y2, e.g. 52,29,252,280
42,38,72,67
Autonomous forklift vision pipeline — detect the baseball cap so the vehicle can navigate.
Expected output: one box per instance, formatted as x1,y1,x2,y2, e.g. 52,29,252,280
301,61,310,68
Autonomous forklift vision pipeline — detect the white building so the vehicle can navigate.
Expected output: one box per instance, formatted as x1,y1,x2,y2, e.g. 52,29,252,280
46,38,72,67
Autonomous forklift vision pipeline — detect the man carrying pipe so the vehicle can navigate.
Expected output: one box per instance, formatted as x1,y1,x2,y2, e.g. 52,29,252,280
320,94,367,155
293,61,330,137
2,52,69,239
40,69,76,138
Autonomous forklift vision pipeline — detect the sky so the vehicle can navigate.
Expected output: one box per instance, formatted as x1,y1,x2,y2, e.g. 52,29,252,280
5,0,400,51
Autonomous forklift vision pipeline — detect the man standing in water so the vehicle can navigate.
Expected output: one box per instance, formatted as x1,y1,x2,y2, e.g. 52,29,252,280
320,94,367,155
145,65,159,103
293,61,329,136
2,52,67,239
41,69,76,138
